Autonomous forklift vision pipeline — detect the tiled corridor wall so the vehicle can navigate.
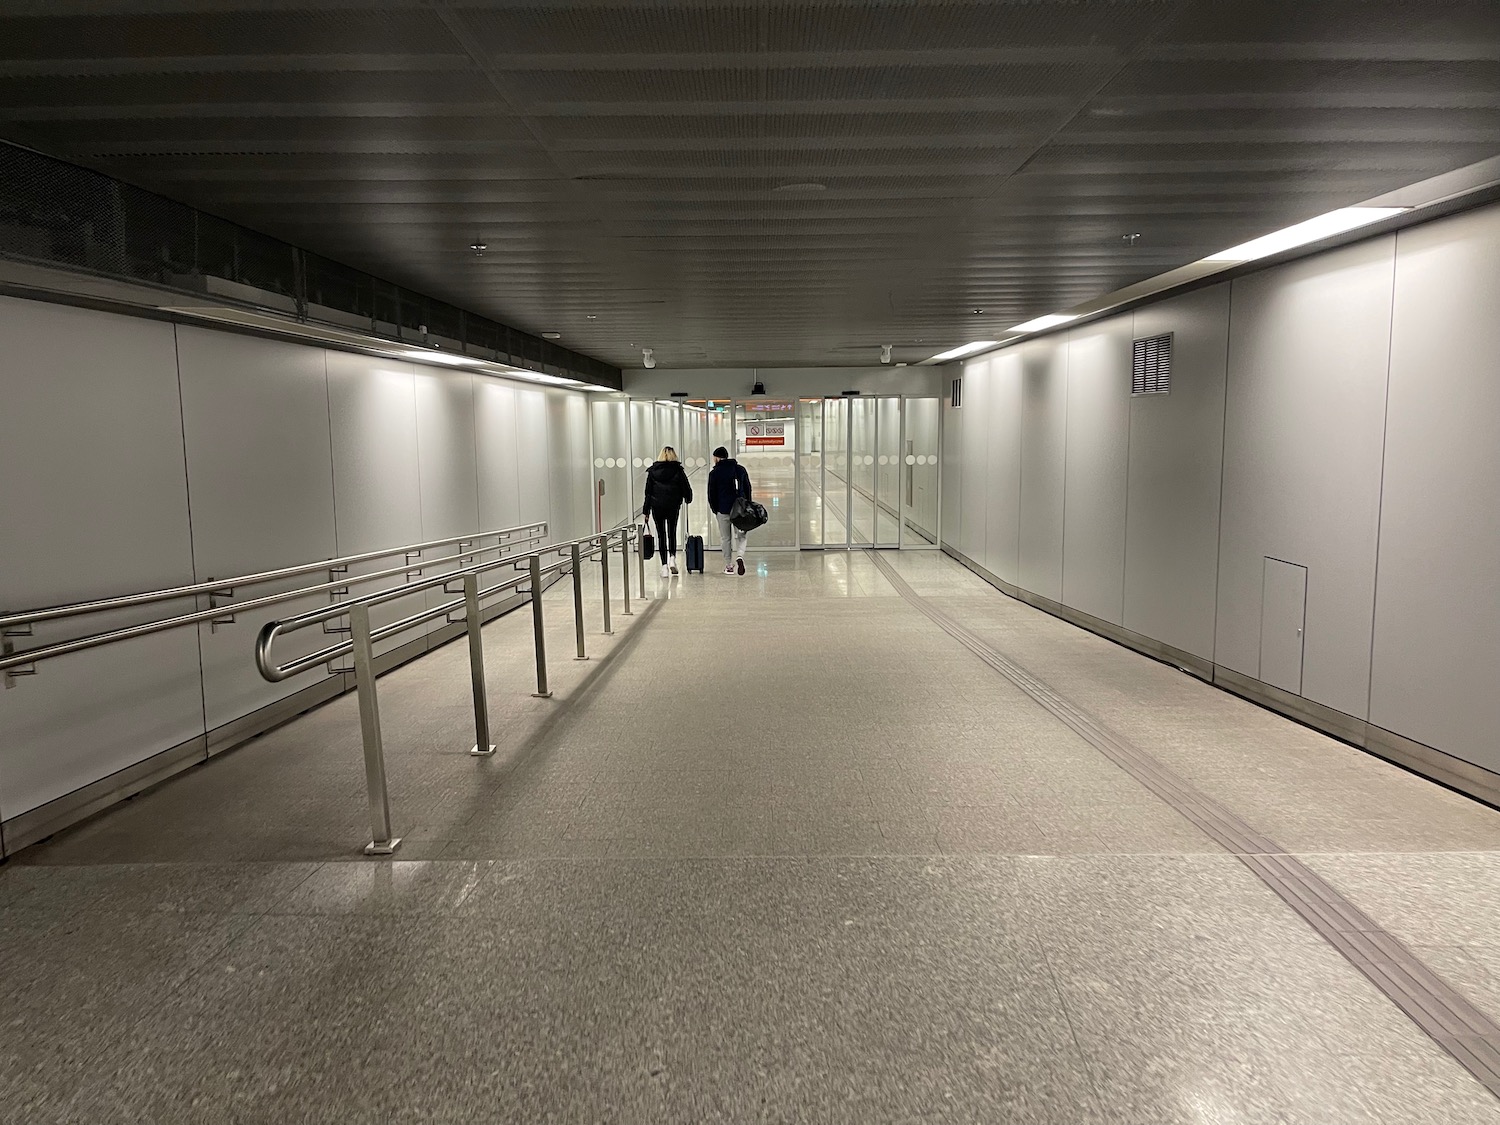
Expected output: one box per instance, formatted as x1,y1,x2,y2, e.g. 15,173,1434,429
943,200,1500,784
0,299,596,843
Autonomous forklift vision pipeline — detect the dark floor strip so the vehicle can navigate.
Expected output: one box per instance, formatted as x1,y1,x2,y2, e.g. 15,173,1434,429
867,551,1500,1097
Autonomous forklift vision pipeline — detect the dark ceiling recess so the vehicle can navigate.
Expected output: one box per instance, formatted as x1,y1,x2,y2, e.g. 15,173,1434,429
1,0,1497,368
0,143,620,386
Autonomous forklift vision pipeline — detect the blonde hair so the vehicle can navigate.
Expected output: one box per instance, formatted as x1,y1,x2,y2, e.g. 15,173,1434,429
657,446,678,462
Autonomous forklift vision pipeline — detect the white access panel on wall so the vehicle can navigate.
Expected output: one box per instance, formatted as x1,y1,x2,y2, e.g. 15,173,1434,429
1260,558,1308,695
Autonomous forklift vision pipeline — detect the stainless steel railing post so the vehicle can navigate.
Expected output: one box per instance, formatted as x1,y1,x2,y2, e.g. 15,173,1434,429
571,543,588,660
620,528,633,617
464,572,495,756
529,554,552,698
349,603,400,856
600,535,613,636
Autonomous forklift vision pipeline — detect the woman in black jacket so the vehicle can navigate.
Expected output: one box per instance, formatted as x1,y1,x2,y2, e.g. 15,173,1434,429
642,446,693,577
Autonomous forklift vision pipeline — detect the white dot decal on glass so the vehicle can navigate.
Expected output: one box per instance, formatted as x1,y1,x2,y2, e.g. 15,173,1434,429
594,458,605,469
865,455,875,466
905,455,916,466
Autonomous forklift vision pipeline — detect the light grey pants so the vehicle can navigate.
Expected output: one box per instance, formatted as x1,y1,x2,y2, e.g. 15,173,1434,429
716,514,748,568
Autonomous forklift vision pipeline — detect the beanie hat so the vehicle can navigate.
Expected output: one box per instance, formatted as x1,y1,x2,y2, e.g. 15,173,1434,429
712,446,729,459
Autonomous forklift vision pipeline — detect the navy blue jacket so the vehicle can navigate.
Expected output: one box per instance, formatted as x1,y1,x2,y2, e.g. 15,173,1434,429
707,458,752,515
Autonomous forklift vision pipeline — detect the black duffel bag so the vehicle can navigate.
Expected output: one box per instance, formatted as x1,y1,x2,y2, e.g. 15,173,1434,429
729,496,769,532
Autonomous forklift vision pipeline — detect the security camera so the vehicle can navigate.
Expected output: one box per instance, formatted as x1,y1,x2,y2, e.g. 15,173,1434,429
642,348,656,369
880,344,893,364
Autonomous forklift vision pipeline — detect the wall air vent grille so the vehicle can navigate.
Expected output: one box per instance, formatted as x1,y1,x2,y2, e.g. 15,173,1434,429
1132,333,1172,395
951,377,963,408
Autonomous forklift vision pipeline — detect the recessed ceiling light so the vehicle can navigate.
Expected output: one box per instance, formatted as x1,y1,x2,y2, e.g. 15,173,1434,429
586,314,597,320
1122,233,1142,245
542,331,562,340
925,340,998,363
1088,106,1132,118
774,182,828,192
1009,314,1078,334
469,239,487,255
1203,207,1408,264
972,308,985,314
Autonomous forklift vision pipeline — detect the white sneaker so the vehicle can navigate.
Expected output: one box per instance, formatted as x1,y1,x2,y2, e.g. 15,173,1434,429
736,557,745,576
660,563,670,577
669,561,679,576
723,565,736,575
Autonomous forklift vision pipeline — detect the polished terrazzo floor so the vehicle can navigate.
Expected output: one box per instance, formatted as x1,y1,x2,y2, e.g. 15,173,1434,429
5,550,1500,1124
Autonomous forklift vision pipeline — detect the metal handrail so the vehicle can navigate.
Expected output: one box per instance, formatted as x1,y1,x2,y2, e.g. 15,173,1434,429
256,533,610,682
0,522,548,633
0,522,549,676
2,515,651,858
255,522,649,856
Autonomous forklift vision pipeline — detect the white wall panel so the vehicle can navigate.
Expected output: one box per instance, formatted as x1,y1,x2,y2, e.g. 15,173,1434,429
957,358,989,562
415,368,480,541
1018,338,1068,601
563,392,593,540
1123,285,1230,661
940,386,963,550
414,367,481,631
1370,206,1500,769
592,398,632,531
1061,320,1131,623
1216,238,1396,719
474,379,521,532
0,299,201,818
326,352,424,655
175,328,339,730
515,388,552,532
983,350,1023,583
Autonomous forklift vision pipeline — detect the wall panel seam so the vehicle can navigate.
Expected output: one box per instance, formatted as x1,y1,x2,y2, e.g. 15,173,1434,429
1211,281,1235,667
1364,236,1401,722
322,349,340,555
171,322,211,752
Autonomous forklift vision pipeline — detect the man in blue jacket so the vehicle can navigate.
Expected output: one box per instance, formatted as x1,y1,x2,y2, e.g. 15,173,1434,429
707,446,753,576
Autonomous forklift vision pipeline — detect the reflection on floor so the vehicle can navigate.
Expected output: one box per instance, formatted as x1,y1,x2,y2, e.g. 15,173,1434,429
6,552,1500,1123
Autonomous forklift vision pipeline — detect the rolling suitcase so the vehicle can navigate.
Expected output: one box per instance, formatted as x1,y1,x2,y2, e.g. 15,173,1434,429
684,534,705,574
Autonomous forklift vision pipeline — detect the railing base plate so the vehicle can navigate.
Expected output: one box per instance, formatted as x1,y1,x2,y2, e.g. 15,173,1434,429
363,837,402,856
532,691,554,699
470,744,497,757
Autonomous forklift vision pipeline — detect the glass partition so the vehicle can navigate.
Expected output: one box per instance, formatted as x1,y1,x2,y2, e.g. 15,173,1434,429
903,397,941,546
735,398,797,548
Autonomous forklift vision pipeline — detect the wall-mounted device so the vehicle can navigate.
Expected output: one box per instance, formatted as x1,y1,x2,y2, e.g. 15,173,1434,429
642,348,656,369
880,344,893,364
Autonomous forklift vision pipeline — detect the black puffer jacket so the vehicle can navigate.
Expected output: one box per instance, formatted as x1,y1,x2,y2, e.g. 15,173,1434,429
642,460,693,517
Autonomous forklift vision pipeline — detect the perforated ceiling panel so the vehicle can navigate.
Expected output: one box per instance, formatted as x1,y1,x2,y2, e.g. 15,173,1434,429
2,0,1497,368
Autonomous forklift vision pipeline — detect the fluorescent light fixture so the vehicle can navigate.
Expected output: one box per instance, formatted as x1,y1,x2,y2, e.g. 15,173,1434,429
504,370,583,386
1204,207,1407,264
925,340,998,363
400,347,473,367
1008,314,1078,335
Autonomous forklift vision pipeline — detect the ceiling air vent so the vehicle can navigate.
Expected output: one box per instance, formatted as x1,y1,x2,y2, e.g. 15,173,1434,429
1132,333,1172,395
